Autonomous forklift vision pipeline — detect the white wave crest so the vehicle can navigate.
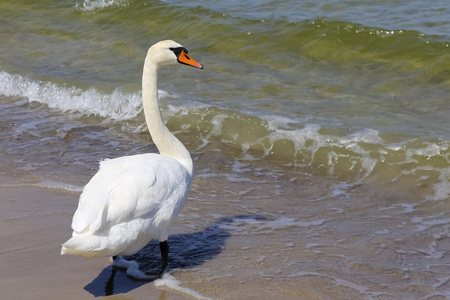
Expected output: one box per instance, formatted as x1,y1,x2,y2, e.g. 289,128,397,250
0,71,156,121
75,0,129,11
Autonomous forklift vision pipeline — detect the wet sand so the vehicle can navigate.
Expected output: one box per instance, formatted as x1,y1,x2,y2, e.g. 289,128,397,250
2,174,445,299
0,182,348,300
0,185,188,300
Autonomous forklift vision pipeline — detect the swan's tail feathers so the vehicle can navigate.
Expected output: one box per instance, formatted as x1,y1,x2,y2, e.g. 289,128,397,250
61,235,111,258
61,221,154,258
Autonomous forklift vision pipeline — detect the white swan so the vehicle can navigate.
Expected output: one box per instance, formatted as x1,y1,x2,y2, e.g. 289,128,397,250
61,40,203,275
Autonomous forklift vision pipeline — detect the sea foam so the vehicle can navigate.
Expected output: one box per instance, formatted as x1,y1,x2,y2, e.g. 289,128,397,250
154,273,213,300
0,71,168,122
75,0,129,11
218,216,325,236
36,181,84,193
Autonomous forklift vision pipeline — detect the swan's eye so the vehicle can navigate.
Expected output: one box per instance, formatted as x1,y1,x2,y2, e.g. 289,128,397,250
170,47,188,58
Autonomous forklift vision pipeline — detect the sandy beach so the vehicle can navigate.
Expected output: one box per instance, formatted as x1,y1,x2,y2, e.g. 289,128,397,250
0,181,368,300
2,172,449,300
0,185,190,300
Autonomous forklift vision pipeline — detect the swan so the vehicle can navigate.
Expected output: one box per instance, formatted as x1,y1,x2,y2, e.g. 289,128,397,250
61,40,203,276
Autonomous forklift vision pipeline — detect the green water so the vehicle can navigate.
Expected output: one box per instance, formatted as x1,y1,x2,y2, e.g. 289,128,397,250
1,0,449,201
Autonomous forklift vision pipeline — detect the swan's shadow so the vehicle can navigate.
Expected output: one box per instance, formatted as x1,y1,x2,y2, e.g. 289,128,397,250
84,215,266,297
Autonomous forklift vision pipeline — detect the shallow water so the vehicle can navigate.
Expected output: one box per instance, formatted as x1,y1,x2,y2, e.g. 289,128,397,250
1,0,449,299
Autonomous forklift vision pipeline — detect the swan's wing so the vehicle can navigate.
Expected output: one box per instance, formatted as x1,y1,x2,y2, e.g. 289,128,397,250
71,154,189,234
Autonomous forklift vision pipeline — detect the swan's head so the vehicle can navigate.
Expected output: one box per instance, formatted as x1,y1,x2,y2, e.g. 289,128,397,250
147,40,203,69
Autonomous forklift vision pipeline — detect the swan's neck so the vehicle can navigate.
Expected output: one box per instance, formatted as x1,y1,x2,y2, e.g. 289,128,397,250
142,57,193,176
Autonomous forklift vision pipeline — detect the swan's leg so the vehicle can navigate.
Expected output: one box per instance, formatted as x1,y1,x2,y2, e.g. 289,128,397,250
105,268,117,295
159,241,169,275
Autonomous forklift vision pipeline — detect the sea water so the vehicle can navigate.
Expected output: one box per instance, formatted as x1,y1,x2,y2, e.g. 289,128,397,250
1,0,449,298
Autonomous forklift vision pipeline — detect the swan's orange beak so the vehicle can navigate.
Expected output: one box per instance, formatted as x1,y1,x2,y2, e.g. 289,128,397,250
178,50,203,69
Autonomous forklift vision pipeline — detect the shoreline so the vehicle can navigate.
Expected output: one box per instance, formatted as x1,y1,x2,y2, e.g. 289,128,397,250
1,174,447,299
0,185,189,300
